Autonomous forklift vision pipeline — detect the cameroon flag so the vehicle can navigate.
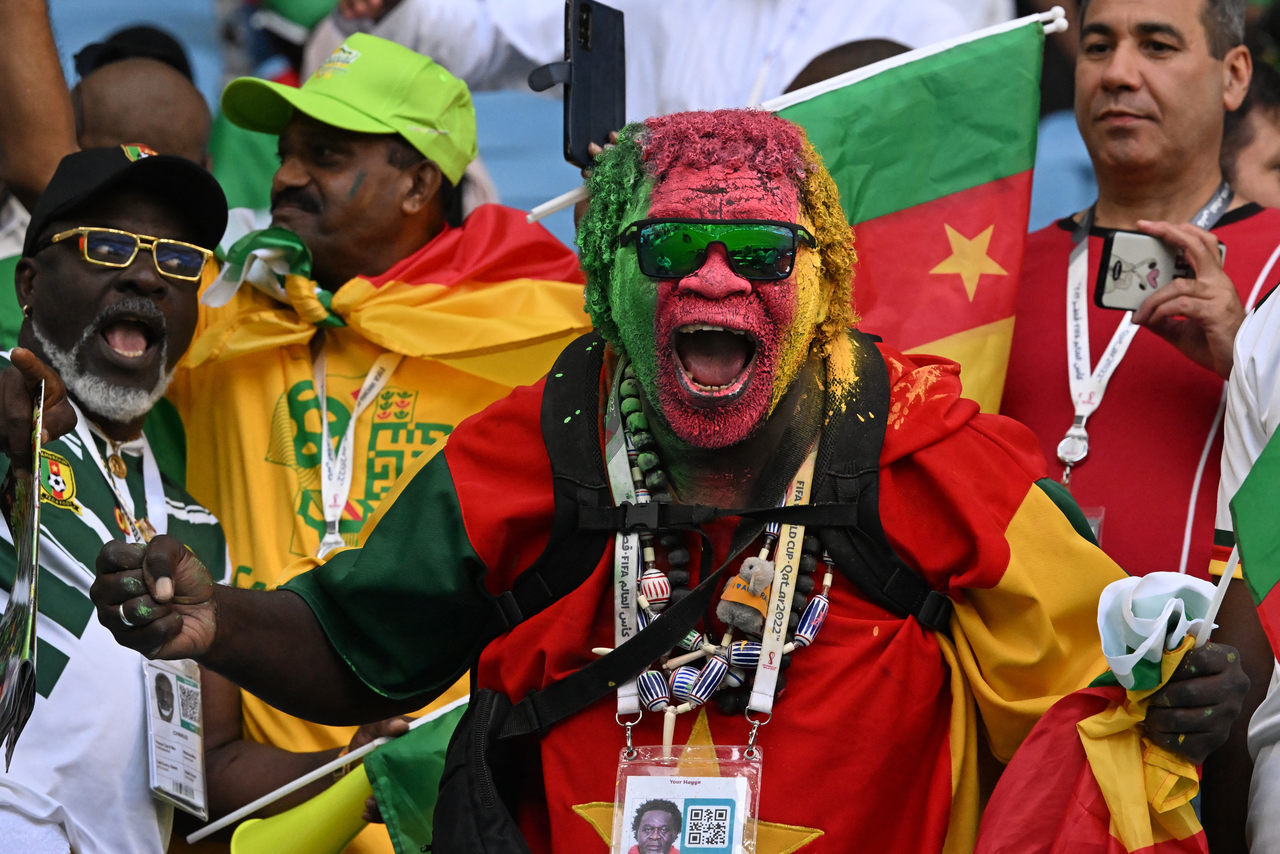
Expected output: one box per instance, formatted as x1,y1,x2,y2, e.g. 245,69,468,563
767,14,1045,412
977,646,1207,854
1230,426,1280,654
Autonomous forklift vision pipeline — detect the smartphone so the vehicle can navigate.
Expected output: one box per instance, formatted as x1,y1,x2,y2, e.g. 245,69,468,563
528,0,626,169
1093,229,1225,311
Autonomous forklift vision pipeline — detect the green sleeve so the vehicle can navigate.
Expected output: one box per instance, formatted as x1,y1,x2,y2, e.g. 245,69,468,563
284,453,495,701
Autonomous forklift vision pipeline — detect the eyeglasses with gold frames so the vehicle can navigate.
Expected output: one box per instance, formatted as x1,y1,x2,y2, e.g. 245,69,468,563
43,227,212,282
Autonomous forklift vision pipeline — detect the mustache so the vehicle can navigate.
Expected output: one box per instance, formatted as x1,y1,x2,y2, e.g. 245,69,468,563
271,188,321,214
92,296,167,338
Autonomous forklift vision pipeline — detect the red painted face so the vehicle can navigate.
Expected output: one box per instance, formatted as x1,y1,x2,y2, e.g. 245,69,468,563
637,163,810,448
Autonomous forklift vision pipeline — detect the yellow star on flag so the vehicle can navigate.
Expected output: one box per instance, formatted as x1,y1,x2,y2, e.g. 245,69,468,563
929,224,1008,301
573,708,824,852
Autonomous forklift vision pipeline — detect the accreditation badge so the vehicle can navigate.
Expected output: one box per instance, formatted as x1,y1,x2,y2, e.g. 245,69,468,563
143,658,208,819
610,745,759,854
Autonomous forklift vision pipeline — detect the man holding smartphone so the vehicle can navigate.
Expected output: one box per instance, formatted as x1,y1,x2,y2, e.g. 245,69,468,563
1000,1,1279,849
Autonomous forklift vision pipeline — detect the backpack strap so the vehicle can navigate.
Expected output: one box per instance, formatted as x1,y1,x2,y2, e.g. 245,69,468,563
487,333,615,635
811,331,954,634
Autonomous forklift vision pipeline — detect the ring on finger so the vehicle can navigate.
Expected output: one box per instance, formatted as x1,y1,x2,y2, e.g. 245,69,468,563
119,603,136,629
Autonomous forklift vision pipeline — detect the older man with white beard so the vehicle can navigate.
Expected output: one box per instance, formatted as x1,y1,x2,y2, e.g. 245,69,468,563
0,144,230,854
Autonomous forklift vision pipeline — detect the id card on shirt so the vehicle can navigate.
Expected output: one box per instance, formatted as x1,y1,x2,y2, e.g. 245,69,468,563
611,745,758,854
143,659,208,819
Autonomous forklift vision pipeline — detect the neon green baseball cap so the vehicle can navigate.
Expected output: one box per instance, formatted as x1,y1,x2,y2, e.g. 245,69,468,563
220,33,477,184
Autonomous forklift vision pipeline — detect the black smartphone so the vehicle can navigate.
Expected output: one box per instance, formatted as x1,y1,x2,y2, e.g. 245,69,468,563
1093,229,1226,311
528,0,625,169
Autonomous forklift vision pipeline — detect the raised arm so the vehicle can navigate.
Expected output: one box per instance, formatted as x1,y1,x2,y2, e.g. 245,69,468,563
89,536,422,724
0,0,78,209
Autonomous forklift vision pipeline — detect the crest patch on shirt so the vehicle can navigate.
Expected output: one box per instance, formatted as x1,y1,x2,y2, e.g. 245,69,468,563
38,451,81,514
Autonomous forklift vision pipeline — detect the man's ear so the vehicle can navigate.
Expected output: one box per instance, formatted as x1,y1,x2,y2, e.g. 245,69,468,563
1223,43,1252,113
14,258,37,309
402,160,443,216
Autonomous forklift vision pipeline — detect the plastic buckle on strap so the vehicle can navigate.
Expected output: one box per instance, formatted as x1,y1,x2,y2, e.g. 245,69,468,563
619,501,661,533
915,590,953,633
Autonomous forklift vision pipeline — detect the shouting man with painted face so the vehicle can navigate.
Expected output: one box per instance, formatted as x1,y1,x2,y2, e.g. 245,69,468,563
90,111,1247,851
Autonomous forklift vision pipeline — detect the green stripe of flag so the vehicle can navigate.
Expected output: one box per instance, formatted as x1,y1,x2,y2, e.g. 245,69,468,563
366,698,469,853
775,21,1043,225
1231,427,1280,605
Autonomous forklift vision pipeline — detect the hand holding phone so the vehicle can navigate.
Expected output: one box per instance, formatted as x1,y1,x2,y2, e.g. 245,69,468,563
1093,230,1209,311
1122,218,1245,379
527,0,626,169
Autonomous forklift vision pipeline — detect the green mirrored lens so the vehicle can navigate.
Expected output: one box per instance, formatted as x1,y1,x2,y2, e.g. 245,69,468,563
640,222,709,278
717,224,794,279
635,221,799,280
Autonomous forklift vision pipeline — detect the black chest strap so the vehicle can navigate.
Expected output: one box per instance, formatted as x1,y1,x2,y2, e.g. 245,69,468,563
489,331,953,645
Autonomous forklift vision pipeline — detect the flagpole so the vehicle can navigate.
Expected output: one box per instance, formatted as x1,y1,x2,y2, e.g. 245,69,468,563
524,7,1070,224
185,696,469,843
527,185,587,224
1193,547,1239,648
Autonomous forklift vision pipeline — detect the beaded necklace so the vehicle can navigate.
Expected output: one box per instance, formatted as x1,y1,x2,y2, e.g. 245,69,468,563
607,362,836,752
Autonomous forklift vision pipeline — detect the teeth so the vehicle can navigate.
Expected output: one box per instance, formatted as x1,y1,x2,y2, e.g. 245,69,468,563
111,346,146,358
678,324,745,335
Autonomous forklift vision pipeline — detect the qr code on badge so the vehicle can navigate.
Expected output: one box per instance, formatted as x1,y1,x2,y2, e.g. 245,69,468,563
178,682,200,726
684,804,730,847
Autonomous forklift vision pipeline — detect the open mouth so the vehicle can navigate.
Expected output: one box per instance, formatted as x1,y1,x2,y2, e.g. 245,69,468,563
673,324,757,399
99,316,161,360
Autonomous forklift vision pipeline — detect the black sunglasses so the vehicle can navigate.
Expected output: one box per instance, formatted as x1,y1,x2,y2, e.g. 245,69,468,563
618,218,816,281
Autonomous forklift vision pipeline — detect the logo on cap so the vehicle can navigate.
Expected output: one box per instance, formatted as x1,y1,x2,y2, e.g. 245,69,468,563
317,44,360,79
404,124,450,136
120,143,158,162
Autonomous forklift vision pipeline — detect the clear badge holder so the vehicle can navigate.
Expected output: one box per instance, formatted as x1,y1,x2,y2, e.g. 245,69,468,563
143,658,208,819
610,744,761,854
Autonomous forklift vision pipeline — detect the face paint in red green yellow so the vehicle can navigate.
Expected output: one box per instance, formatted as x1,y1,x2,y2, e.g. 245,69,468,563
608,163,827,449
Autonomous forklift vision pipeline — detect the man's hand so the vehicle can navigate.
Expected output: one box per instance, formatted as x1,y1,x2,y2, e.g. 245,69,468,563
347,715,412,823
1143,642,1249,765
0,347,75,472
90,535,218,660
1132,219,1244,379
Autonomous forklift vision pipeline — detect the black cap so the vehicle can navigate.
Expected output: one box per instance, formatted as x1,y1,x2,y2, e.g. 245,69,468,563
23,145,228,257
73,25,194,82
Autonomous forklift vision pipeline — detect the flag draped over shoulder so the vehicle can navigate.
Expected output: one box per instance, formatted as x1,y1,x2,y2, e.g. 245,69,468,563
767,16,1044,412
1231,426,1280,654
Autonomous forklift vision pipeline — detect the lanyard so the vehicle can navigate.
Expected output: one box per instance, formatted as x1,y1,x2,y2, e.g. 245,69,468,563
604,361,821,720
746,443,818,716
1058,181,1232,484
72,403,166,543
313,351,403,558
604,360,643,716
